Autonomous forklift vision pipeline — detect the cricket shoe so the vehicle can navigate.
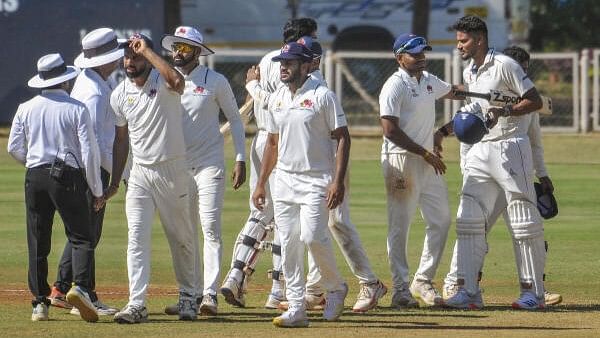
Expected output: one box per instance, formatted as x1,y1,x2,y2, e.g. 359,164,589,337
323,283,348,321
114,304,148,324
390,282,419,309
265,292,286,309
273,306,309,328
31,302,49,321
410,279,443,306
178,293,198,321
48,286,72,309
443,287,483,310
512,291,545,310
352,280,387,312
544,290,563,306
66,285,98,322
443,283,460,300
220,278,246,307
70,299,119,316
277,293,325,311
199,294,218,316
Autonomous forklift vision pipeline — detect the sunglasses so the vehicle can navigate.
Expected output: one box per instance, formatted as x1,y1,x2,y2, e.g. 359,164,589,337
394,37,427,54
172,43,194,54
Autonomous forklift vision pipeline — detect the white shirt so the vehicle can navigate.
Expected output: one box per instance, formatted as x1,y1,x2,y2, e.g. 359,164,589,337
7,89,103,197
110,69,186,165
253,49,281,130
379,68,451,154
71,68,115,173
266,76,347,174
528,112,548,178
463,49,535,141
180,64,245,168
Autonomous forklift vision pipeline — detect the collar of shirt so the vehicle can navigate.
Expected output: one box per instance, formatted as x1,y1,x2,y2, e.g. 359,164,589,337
395,67,430,84
83,68,111,93
178,63,208,80
292,75,321,98
469,48,496,75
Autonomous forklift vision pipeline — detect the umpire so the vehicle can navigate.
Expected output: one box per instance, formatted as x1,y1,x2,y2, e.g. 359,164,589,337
7,53,104,322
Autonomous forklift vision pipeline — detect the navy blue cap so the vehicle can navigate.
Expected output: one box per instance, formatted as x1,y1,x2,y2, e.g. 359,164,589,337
393,33,431,55
272,42,313,62
297,36,322,58
453,111,488,144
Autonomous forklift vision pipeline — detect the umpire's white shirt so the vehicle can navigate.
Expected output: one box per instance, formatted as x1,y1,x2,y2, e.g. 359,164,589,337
379,68,451,154
463,49,535,141
111,69,186,165
71,68,115,173
266,76,347,174
8,89,103,197
180,64,245,168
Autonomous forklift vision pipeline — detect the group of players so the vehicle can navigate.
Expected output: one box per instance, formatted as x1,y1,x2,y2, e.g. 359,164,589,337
8,14,560,327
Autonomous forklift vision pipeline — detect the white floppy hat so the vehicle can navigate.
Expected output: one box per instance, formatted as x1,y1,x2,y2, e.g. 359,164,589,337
74,28,125,68
161,26,214,56
27,53,80,88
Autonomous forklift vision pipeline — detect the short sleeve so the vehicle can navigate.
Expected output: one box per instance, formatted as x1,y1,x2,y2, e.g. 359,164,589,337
501,58,535,97
379,76,403,118
321,90,347,131
110,86,127,127
429,73,452,100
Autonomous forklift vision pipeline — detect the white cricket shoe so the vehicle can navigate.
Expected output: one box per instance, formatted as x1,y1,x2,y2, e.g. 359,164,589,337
512,291,545,310
410,279,443,306
443,283,460,300
391,282,419,309
278,293,325,311
66,285,98,322
352,280,387,312
114,304,149,324
323,283,348,321
273,308,309,328
199,294,218,316
221,278,246,307
265,292,286,309
544,290,562,305
31,303,49,321
443,287,483,310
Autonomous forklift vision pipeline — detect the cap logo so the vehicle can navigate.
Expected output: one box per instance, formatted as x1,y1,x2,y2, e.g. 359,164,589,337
281,44,290,53
178,27,187,34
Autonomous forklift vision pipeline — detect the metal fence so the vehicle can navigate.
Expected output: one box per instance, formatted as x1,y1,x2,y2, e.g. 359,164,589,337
202,49,595,132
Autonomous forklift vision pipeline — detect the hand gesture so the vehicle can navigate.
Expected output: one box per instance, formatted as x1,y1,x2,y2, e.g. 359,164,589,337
246,65,260,83
232,161,246,190
93,196,106,212
252,185,266,210
326,181,345,210
129,35,148,55
486,106,504,129
423,151,446,175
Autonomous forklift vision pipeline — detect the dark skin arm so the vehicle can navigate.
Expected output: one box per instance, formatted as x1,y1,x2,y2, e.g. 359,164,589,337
381,116,446,175
231,161,246,190
130,37,185,94
105,126,129,200
327,126,351,210
252,133,278,210
487,87,543,128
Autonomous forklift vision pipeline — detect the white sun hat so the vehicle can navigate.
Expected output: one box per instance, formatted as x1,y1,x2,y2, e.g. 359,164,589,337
27,53,80,88
160,26,214,56
74,28,125,68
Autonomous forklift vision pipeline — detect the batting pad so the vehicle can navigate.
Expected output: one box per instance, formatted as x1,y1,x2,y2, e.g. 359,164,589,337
455,194,487,295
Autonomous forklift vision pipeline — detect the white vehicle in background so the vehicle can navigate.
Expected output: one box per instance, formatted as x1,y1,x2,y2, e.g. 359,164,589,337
181,0,510,51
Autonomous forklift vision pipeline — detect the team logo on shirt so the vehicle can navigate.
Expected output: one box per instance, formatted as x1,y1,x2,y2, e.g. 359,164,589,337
193,86,205,94
149,88,157,98
426,85,433,94
300,99,313,108
411,88,418,97
126,96,135,106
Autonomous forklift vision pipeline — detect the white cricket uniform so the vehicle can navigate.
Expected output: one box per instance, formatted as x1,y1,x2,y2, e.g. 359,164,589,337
445,112,548,285
454,49,546,298
379,67,452,288
266,75,347,309
70,68,115,174
111,69,196,306
180,64,245,297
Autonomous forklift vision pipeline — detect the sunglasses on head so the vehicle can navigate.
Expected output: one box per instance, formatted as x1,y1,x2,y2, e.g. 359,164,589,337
172,42,194,54
394,37,427,54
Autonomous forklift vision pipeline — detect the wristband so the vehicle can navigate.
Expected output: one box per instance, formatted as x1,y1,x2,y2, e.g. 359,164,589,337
503,104,513,117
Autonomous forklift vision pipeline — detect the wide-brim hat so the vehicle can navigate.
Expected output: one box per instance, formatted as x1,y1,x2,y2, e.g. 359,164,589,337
74,28,125,68
28,53,80,88
161,26,214,56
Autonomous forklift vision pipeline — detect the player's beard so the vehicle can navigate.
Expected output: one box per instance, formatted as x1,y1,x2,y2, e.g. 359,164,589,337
174,53,196,67
126,64,148,79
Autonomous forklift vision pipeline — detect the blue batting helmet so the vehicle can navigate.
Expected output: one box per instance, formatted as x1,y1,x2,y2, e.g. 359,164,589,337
453,110,488,144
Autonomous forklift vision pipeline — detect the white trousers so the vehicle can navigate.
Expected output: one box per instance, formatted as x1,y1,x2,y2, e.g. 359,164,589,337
382,153,451,288
189,165,225,297
273,169,345,309
305,169,378,295
125,159,196,307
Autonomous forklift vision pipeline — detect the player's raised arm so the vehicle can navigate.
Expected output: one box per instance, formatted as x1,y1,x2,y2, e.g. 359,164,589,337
130,36,184,94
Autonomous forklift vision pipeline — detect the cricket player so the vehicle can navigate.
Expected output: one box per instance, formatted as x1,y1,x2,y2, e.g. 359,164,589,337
247,35,388,312
106,34,198,323
440,16,546,310
440,45,562,307
379,33,464,308
252,41,349,328
159,26,246,317
220,18,319,309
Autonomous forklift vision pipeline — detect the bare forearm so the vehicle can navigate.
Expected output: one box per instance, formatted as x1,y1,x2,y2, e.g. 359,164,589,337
141,49,184,93
333,132,350,185
257,136,278,188
110,136,129,187
510,88,543,116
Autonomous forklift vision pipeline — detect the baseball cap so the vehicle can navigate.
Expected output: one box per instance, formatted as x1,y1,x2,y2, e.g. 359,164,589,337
297,36,322,58
393,33,432,55
453,102,489,144
272,42,313,62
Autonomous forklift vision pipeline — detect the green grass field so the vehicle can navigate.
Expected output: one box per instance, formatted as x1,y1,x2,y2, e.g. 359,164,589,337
0,130,599,337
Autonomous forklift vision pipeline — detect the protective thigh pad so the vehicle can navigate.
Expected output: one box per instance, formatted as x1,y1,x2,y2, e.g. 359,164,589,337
508,199,546,297
455,194,487,295
231,218,273,275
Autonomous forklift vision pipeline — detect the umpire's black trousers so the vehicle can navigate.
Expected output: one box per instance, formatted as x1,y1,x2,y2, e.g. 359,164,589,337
25,165,94,304
55,168,109,301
